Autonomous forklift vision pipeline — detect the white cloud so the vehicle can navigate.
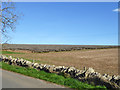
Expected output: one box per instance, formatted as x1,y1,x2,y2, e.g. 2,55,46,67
113,8,120,12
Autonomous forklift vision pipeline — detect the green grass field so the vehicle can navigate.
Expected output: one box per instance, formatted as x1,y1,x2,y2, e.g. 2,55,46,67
1,51,24,54
0,61,106,89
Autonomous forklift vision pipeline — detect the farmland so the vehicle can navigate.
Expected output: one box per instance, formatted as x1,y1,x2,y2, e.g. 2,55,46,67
2,44,118,53
2,44,118,75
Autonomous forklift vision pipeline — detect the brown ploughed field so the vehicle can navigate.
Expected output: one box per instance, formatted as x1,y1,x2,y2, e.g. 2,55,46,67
3,48,118,75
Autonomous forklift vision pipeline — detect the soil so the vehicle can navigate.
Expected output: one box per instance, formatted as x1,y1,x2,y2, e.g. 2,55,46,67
4,48,119,75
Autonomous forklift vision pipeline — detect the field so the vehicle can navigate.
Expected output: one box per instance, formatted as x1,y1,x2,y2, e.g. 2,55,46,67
2,44,117,53
2,44,118,75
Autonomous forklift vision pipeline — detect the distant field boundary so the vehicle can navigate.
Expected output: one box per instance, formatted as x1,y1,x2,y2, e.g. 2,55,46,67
2,44,119,53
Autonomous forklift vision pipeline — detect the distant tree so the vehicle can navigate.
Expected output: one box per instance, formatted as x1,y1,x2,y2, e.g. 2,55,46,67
0,1,22,43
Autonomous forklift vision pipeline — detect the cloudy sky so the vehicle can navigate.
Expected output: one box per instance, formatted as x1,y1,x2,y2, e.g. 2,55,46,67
8,2,118,45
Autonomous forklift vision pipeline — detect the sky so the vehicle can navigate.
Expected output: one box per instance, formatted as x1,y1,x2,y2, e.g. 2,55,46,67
7,2,118,45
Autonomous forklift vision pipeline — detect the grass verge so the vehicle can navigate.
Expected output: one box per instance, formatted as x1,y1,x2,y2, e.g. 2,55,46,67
0,62,107,89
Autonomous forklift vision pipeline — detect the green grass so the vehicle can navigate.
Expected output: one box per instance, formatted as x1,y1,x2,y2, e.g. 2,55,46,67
0,62,2,68
0,62,107,89
1,51,24,54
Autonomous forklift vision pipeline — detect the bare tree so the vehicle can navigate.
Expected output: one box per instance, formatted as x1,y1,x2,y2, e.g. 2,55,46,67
1,1,21,43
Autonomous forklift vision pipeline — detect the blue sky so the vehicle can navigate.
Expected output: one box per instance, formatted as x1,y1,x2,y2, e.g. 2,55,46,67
8,2,118,45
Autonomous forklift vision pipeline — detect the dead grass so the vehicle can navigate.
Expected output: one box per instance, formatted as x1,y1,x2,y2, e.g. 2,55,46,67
4,48,118,75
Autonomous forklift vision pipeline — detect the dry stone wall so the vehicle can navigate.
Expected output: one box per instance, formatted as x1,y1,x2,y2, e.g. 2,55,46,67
1,55,120,89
